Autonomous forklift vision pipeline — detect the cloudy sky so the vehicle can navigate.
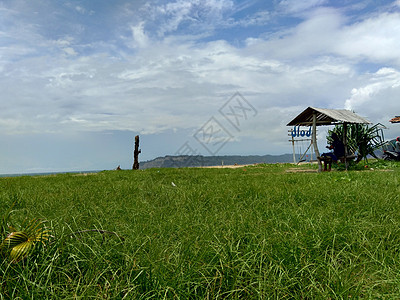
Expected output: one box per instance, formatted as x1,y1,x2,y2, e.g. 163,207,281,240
1,0,400,173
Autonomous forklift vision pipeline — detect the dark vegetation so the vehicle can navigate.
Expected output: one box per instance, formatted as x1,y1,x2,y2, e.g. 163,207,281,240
327,123,386,162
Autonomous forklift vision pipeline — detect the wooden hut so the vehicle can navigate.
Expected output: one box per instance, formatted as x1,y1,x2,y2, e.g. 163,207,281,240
389,116,400,123
287,107,370,171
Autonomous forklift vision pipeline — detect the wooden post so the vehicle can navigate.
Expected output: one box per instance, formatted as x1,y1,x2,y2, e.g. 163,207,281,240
312,113,321,172
292,136,296,163
343,123,348,171
132,135,141,170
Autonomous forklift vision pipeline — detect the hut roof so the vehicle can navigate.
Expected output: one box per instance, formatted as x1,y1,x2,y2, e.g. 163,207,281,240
287,107,370,126
389,116,400,123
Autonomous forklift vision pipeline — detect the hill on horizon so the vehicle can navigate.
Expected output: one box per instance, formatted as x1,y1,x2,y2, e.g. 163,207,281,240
140,154,295,169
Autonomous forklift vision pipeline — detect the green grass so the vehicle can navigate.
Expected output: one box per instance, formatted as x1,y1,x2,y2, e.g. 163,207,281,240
1,161,400,299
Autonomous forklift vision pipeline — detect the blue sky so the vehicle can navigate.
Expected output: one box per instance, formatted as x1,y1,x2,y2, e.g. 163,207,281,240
1,0,400,173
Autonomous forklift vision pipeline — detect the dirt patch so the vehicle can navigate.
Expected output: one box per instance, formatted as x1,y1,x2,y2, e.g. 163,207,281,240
199,164,254,169
72,172,98,176
285,168,318,173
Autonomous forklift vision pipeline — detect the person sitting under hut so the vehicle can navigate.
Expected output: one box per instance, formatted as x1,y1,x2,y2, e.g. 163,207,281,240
395,137,400,153
320,132,345,171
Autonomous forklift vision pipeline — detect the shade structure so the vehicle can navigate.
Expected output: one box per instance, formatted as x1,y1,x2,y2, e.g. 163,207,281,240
287,107,370,171
389,116,400,123
287,107,370,126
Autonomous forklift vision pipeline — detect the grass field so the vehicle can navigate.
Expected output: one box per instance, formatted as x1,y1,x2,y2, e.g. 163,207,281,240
1,161,400,299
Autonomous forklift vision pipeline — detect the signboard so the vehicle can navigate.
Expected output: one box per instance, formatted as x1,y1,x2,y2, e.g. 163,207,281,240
290,126,312,138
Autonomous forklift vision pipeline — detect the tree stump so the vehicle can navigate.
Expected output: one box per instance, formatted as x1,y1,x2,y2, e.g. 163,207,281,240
132,135,141,170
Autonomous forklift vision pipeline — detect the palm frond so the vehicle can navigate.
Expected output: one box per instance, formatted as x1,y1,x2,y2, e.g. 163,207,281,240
328,123,386,163
0,219,49,262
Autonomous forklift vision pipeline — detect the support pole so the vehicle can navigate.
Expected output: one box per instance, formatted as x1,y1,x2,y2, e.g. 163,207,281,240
132,135,141,170
343,123,348,171
312,113,321,172
292,136,296,163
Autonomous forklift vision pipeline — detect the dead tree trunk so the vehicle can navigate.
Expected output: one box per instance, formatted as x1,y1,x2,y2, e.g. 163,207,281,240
132,135,141,170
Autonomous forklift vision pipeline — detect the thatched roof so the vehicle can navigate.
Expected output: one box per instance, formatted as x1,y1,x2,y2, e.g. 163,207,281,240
389,116,400,123
287,107,370,126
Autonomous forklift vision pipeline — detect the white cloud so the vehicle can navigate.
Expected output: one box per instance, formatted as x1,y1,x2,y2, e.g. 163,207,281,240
244,7,400,69
226,10,271,27
63,47,77,56
345,67,400,108
344,67,400,126
244,7,344,60
75,6,86,14
138,0,234,36
335,12,400,64
0,25,363,139
279,0,328,14
130,22,149,48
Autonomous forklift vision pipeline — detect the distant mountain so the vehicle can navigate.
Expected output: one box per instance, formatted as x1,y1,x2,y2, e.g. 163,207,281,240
140,154,294,169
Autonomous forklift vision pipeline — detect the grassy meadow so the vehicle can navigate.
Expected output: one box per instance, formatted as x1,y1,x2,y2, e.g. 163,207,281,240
1,161,400,299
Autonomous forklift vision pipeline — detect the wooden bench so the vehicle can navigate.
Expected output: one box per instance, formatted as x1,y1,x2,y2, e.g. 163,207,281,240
339,154,356,163
318,156,333,171
317,154,356,172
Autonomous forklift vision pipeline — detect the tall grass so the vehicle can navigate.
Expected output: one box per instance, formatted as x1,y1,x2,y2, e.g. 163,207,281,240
1,161,400,298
